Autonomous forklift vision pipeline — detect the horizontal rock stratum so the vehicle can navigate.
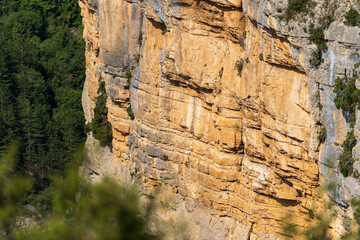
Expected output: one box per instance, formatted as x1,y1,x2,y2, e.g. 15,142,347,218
80,0,360,239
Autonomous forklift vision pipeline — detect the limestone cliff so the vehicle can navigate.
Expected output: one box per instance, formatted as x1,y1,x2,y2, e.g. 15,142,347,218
80,0,360,238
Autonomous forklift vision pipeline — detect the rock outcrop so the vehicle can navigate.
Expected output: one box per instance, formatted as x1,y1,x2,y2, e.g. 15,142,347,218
80,0,360,238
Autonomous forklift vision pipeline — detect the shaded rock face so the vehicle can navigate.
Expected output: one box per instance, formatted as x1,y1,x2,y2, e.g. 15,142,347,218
80,0,360,238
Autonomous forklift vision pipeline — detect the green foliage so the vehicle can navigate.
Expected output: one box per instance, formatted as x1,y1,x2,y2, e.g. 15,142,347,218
323,15,334,29
0,0,86,186
353,169,360,179
318,127,326,143
127,106,135,120
308,23,327,68
126,68,133,85
339,131,357,177
245,57,249,63
235,59,244,76
308,24,326,51
161,155,169,161
351,198,360,226
238,31,247,48
0,143,32,238
333,75,360,177
259,53,264,61
89,81,113,147
317,102,323,110
333,76,360,112
0,146,160,240
355,62,360,69
284,0,308,20
218,67,224,78
344,7,360,27
303,216,332,240
309,49,322,67
161,30,170,35
135,54,141,64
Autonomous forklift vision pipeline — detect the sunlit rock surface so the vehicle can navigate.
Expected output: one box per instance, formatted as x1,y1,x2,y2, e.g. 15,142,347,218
80,0,360,238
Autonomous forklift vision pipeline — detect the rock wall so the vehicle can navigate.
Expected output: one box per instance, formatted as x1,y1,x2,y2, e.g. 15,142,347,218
80,0,360,238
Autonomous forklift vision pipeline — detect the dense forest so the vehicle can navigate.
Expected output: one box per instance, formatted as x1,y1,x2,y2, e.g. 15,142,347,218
0,1,159,239
0,0,85,210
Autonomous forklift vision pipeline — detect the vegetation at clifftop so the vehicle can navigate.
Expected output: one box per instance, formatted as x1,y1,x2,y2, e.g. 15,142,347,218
0,0,85,220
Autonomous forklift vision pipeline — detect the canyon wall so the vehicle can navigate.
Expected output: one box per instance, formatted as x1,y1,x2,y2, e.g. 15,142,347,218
80,0,360,238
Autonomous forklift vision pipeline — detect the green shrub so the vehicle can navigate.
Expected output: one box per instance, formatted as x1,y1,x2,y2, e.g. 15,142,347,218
126,68,134,85
344,7,360,27
235,59,244,76
90,81,113,146
135,54,141,64
339,130,357,177
318,127,326,143
309,49,322,67
284,0,308,20
317,102,323,110
245,57,249,63
259,53,264,61
333,76,360,111
238,31,247,48
309,24,326,51
127,105,135,120
308,24,327,68
333,75,360,177
218,67,224,78
323,15,334,29
161,30,170,35
355,62,360,69
353,169,360,178
288,0,308,12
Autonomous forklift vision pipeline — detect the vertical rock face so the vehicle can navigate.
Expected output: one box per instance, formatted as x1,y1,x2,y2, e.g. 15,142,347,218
80,0,360,238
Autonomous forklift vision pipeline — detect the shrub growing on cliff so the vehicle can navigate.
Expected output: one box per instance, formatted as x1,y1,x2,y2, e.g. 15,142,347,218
89,81,113,147
333,76,360,111
238,31,247,48
284,0,308,20
259,53,264,61
309,24,326,51
127,105,135,120
318,127,326,143
308,23,327,68
235,59,244,77
333,75,360,177
344,7,360,27
339,131,357,177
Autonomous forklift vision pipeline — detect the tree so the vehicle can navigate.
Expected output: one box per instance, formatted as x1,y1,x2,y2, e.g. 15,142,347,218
88,81,113,147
